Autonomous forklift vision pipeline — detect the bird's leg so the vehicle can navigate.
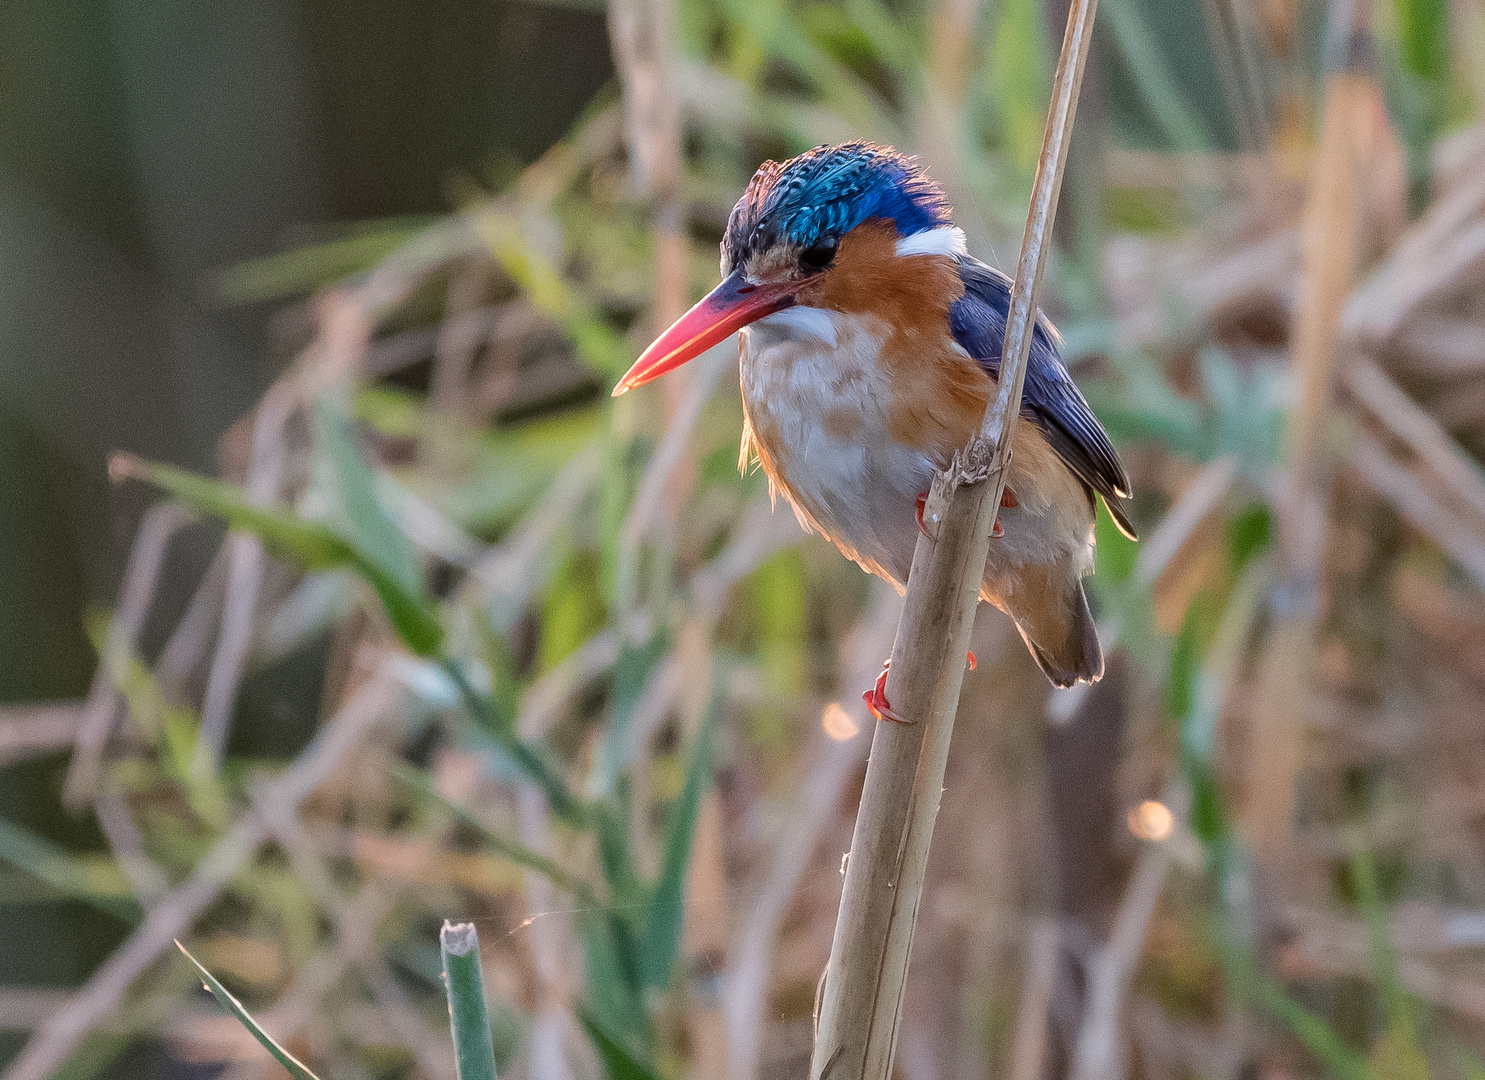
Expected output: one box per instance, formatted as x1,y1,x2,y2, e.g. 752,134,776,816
921,488,1017,539
863,652,978,724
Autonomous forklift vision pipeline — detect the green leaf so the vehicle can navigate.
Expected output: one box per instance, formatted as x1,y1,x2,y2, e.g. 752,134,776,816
1225,504,1273,570
576,1004,662,1080
1166,605,1201,726
1101,0,1213,151
117,456,349,567
313,401,424,600
595,631,672,795
120,454,444,656
1393,0,1447,81
989,0,1052,171
392,763,595,902
638,708,713,991
576,912,650,1058
440,659,585,826
440,922,499,1080
0,816,138,921
176,941,325,1080
212,218,433,304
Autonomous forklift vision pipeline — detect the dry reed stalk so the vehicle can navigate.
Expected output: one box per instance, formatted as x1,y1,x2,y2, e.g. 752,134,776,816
724,589,900,1080
1007,918,1060,1080
193,376,298,776
194,290,373,777
64,503,185,808
608,9,732,1063
0,702,85,768
1344,356,1485,527
1349,433,1485,590
0,663,404,1080
808,0,1099,1071
1244,42,1370,904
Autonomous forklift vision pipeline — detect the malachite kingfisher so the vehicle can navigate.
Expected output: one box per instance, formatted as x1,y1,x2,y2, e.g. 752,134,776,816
614,142,1136,710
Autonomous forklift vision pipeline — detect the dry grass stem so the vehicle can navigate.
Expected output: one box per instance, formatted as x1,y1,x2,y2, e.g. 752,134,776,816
0,665,404,1080
64,503,185,807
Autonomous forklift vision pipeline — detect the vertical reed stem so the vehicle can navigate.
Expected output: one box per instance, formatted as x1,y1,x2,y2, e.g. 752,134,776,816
1244,0,1367,924
809,0,1100,1074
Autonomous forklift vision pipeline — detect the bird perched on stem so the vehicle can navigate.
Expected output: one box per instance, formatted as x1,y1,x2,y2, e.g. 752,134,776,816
614,142,1135,710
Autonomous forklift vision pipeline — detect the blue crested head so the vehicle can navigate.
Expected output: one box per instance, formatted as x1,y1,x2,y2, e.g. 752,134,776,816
722,142,953,274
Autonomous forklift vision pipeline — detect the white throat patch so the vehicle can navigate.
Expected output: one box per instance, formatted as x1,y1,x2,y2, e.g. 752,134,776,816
893,225,968,258
752,306,840,346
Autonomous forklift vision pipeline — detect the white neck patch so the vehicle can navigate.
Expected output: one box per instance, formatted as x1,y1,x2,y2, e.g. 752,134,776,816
893,225,968,258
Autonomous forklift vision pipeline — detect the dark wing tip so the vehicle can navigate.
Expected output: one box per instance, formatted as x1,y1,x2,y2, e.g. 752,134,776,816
1103,494,1138,541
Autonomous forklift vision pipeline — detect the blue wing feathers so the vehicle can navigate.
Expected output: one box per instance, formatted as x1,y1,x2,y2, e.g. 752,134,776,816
949,258,1137,538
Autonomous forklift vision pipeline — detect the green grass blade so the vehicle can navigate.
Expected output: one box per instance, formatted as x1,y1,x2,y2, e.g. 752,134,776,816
1350,842,1417,1045
1254,976,1376,1080
119,452,443,655
440,922,499,1080
392,764,596,902
1101,0,1213,151
0,816,138,921
211,218,433,305
176,941,324,1080
441,660,584,825
116,455,350,567
638,708,713,990
576,912,650,1055
576,1004,662,1080
313,401,424,601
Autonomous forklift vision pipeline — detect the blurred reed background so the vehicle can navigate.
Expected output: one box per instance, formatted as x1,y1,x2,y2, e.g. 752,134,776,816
2,0,1484,1076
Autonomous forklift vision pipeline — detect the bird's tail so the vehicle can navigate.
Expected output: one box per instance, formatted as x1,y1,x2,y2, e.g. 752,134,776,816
988,560,1104,688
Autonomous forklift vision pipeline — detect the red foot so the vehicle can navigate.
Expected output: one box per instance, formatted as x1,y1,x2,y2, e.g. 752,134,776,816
863,660,909,724
991,486,1017,539
863,654,977,721
915,494,930,539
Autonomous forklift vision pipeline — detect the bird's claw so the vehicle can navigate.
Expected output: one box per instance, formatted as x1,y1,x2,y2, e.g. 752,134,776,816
990,486,1016,539
863,653,977,722
863,660,909,724
915,494,930,539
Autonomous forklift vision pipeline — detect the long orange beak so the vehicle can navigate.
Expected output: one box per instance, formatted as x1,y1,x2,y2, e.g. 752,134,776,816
613,270,797,396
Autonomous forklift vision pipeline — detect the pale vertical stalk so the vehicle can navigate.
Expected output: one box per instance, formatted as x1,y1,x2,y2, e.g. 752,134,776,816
193,291,369,776
809,0,1100,1072
674,620,731,1079
1008,919,1061,1080
611,5,729,1077
1244,8,1368,909
65,502,184,808
193,375,297,776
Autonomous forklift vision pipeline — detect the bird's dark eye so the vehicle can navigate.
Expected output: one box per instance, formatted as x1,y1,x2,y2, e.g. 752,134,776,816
799,238,838,272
